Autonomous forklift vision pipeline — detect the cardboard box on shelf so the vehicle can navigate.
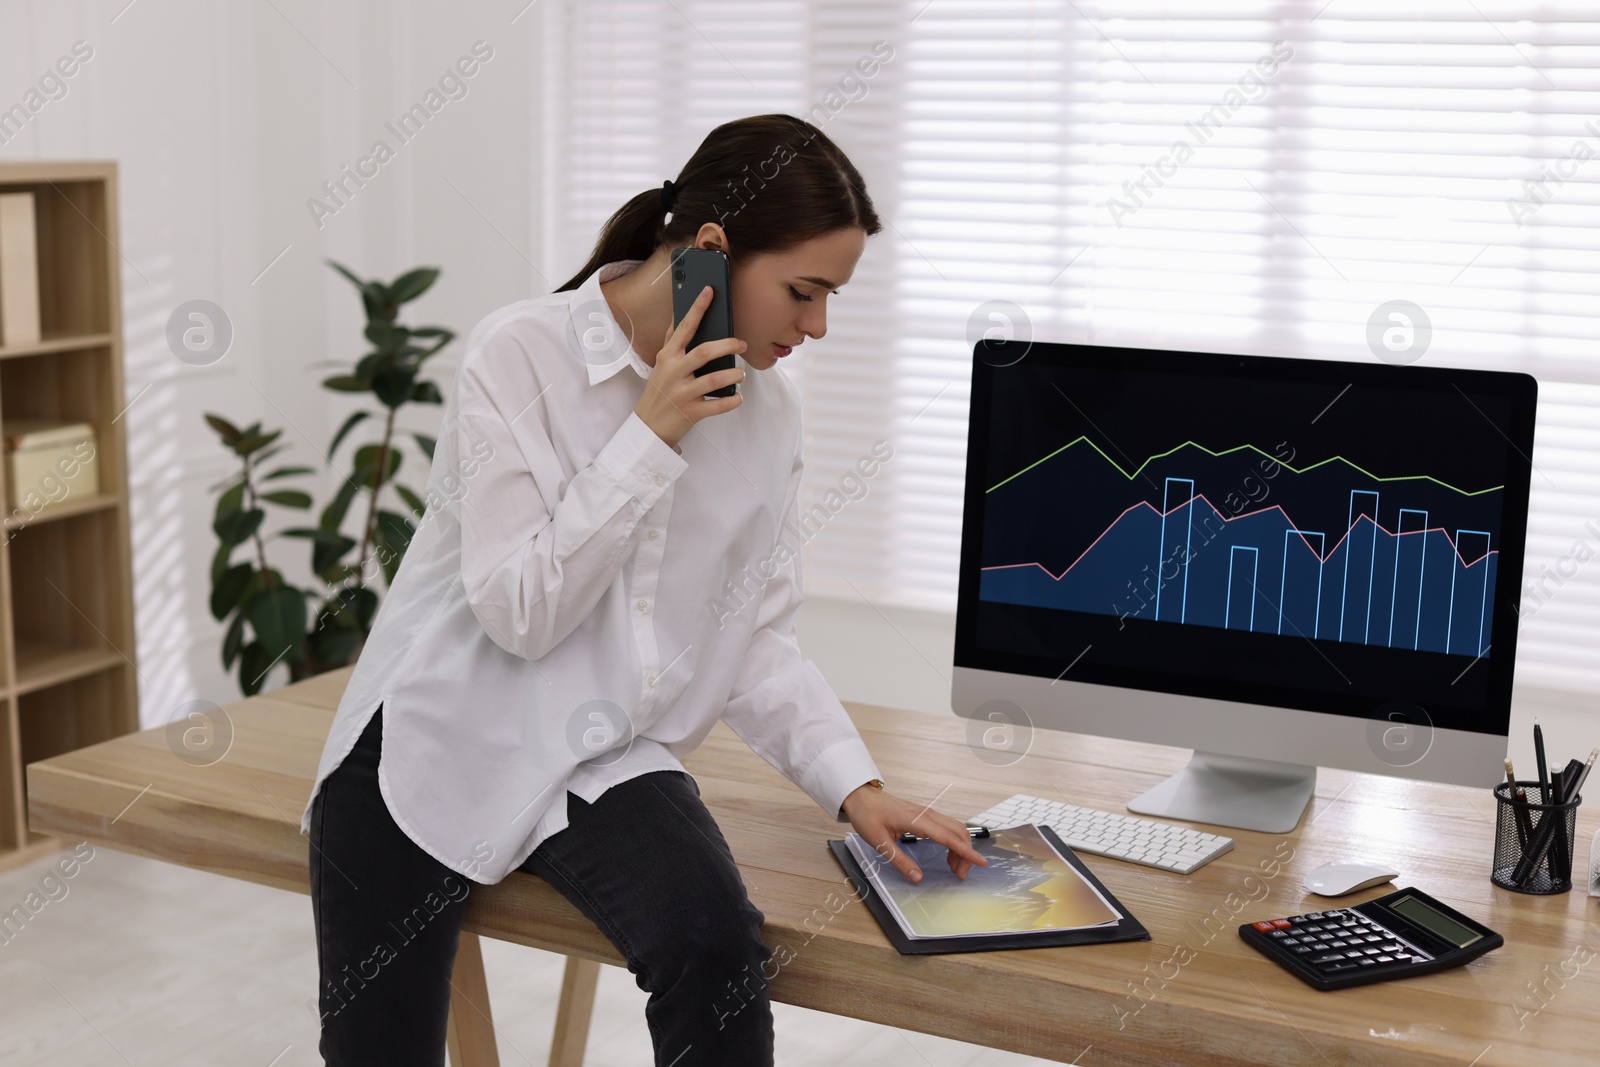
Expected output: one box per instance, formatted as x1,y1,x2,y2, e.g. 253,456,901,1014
4,418,99,516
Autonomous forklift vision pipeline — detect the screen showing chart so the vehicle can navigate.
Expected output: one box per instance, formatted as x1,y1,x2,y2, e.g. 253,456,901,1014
955,342,1537,734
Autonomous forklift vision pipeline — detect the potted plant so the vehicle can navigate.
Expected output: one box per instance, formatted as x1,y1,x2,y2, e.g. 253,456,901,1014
203,261,454,695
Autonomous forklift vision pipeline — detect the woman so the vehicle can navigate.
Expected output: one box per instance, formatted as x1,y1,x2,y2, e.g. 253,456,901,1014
301,112,986,1067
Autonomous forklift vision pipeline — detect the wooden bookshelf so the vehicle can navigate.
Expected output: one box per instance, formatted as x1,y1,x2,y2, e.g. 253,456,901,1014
0,162,138,873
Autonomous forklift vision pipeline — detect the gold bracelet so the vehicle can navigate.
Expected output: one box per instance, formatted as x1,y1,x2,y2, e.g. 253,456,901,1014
840,779,884,818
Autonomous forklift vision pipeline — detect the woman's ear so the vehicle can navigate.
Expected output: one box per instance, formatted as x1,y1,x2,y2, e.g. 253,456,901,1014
694,221,729,255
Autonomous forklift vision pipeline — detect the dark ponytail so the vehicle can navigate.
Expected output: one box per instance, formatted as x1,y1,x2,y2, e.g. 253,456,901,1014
554,113,882,292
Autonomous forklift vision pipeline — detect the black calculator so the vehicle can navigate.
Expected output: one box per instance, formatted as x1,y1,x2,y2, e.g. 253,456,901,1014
1239,887,1503,990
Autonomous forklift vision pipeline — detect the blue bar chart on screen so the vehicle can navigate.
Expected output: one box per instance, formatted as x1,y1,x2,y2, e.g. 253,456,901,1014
979,438,1502,659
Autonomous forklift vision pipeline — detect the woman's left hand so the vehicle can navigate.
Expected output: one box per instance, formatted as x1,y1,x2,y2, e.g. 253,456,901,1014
840,783,989,884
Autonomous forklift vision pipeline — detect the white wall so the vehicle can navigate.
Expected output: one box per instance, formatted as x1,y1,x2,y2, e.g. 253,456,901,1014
1,1,543,730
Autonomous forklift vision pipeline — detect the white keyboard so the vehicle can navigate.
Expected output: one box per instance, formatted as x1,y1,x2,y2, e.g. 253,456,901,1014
970,793,1234,874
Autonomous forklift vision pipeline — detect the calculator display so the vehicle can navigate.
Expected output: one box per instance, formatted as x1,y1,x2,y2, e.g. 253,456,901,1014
1388,895,1482,947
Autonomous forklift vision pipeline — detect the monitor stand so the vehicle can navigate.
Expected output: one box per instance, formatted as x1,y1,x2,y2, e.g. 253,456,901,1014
1127,751,1317,833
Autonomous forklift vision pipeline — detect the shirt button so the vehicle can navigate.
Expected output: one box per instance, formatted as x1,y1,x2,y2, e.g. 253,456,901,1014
652,473,666,487
647,529,660,541
636,599,649,613
645,673,657,688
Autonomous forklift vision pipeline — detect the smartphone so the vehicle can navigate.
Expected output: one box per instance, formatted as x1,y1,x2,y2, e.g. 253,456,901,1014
669,247,737,399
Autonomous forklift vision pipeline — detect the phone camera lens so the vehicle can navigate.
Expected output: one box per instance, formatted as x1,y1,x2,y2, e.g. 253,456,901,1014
674,270,685,280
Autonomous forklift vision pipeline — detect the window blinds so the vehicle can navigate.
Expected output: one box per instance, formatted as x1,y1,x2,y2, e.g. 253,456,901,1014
539,2,1600,695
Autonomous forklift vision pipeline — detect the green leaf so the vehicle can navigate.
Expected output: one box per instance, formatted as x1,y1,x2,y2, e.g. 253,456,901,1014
215,481,245,520
279,526,357,574
260,490,312,509
321,466,369,531
318,563,365,585
388,267,439,305
409,379,442,405
205,414,245,447
280,526,349,545
373,366,416,409
412,433,436,461
365,321,406,352
210,563,254,621
210,541,232,585
315,585,377,633
416,333,453,362
328,258,396,322
261,465,315,482
395,483,426,518
327,259,368,292
316,534,358,575
344,586,380,629
222,611,245,669
322,375,369,393
309,627,363,669
213,508,265,547
238,641,272,696
376,509,416,543
246,584,307,668
239,567,284,607
253,444,288,467
354,444,401,487
373,509,416,585
235,429,283,457
328,410,370,461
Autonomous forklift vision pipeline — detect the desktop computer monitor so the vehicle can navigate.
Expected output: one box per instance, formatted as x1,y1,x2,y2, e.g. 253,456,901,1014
952,340,1537,833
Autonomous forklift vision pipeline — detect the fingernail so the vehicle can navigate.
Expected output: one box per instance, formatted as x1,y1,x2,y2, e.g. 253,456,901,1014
910,869,922,882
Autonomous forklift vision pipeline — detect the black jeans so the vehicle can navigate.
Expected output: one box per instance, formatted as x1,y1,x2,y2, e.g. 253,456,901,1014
308,705,775,1066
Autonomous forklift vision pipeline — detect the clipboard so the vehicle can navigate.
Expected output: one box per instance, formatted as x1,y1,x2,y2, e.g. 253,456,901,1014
826,824,1151,955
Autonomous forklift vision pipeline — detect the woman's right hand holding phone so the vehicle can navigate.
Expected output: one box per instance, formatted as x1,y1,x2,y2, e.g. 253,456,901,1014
635,285,746,450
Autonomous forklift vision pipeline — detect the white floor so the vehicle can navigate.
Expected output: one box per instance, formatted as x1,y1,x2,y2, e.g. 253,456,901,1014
0,846,1063,1067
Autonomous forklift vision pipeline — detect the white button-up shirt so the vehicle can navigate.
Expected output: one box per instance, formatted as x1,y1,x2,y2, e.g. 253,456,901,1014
299,259,882,884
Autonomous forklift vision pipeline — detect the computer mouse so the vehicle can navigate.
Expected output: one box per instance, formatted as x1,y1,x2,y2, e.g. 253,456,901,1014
1305,860,1399,897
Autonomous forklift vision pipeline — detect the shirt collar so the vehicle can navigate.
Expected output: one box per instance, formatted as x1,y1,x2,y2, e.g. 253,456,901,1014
571,260,654,386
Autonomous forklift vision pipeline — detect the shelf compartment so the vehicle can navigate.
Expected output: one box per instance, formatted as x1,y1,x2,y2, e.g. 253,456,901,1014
8,506,130,666
0,181,111,339
14,640,126,696
0,346,121,518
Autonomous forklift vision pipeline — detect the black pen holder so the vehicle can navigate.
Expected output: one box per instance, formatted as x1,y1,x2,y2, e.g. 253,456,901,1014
1491,780,1581,895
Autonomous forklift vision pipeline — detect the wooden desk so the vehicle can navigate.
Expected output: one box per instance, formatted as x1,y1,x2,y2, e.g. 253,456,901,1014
25,666,1600,1066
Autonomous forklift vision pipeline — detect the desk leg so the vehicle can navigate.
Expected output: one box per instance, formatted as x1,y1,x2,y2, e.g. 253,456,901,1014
549,956,601,1067
446,932,501,1067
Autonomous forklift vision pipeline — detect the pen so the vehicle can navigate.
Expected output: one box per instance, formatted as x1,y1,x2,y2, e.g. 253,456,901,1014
1513,801,1566,887
1550,758,1583,882
1566,748,1597,803
1504,758,1532,852
1534,721,1550,806
899,825,990,844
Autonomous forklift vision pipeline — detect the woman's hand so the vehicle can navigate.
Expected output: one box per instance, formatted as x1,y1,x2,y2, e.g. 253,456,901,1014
840,783,989,884
635,284,747,449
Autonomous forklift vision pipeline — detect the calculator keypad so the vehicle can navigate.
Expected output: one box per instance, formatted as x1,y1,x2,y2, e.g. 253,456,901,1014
1253,909,1432,977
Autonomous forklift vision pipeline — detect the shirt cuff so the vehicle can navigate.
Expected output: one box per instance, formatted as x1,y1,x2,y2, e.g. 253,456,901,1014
592,411,689,500
793,736,883,823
